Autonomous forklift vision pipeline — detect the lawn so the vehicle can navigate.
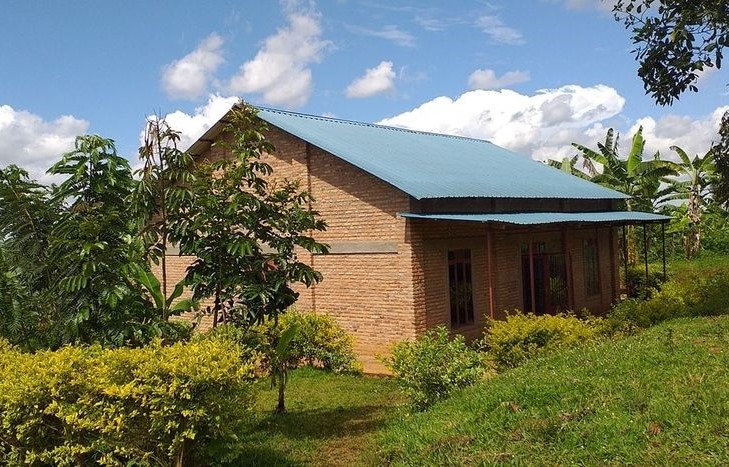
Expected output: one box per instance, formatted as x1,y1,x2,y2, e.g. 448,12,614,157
235,367,404,466
235,315,729,466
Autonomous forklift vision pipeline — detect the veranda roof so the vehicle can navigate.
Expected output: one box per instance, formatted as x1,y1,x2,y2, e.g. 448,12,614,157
398,211,670,226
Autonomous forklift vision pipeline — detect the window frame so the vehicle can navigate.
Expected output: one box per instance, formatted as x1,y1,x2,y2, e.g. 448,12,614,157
448,248,475,327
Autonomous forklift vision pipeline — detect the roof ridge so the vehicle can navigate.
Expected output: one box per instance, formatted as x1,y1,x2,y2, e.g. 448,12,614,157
254,105,494,145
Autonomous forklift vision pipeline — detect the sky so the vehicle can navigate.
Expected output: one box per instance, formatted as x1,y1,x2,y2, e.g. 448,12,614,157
1,0,727,182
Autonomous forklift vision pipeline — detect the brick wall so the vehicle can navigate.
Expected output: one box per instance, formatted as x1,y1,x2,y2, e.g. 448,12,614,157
172,124,419,372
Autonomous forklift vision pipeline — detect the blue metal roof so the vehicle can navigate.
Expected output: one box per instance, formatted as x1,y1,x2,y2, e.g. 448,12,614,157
398,211,670,225
256,108,628,201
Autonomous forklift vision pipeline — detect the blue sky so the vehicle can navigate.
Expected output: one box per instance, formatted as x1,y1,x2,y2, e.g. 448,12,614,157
1,0,727,180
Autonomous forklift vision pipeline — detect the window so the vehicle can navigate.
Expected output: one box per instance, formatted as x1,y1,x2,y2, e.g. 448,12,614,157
584,238,600,296
448,249,474,326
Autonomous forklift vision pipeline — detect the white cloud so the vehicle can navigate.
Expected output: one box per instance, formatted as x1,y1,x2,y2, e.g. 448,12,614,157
346,24,416,47
379,85,624,156
161,33,225,100
149,94,240,151
345,61,396,98
628,106,729,161
476,16,525,45
228,6,330,108
378,86,729,170
559,0,617,11
0,105,89,181
468,69,530,90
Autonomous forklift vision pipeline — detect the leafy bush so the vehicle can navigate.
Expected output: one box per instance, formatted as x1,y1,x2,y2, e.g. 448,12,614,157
205,311,361,374
0,337,255,465
482,311,603,370
281,312,360,373
626,266,665,299
607,269,729,331
386,326,487,411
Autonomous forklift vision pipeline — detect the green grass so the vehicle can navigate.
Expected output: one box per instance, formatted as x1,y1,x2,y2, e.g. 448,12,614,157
667,252,729,279
375,316,729,465
235,367,404,466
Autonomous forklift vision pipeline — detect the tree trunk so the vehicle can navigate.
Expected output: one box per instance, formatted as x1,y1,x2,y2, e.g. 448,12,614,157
275,375,286,414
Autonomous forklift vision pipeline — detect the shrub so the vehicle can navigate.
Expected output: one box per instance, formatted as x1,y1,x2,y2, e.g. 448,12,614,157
0,337,256,465
482,311,603,370
607,269,729,331
206,311,361,374
626,266,665,299
386,326,487,411
281,312,360,373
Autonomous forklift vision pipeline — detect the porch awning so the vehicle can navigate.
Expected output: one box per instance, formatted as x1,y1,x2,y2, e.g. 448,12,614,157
398,211,670,226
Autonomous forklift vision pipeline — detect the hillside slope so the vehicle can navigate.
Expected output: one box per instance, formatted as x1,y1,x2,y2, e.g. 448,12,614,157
377,316,729,465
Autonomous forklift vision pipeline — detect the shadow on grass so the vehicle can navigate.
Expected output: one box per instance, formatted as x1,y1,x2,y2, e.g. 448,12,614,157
228,446,301,466
245,404,392,441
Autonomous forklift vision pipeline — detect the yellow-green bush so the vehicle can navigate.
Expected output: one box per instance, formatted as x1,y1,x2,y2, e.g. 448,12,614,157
280,312,361,373
483,311,603,370
0,337,255,465
206,311,361,374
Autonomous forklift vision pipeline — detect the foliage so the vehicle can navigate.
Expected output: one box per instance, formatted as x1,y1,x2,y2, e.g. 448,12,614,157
625,264,665,299
201,312,360,413
613,0,729,106
130,117,197,320
0,138,169,349
482,311,603,370
607,266,729,332
168,103,328,327
278,311,361,373
546,155,590,179
386,326,487,411
0,166,61,348
660,146,715,258
698,205,729,253
0,337,256,465
574,126,678,212
46,135,158,346
376,316,729,465
712,110,729,205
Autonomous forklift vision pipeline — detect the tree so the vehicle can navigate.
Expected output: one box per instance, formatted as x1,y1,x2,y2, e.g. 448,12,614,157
47,135,154,345
547,155,591,179
131,117,197,320
712,111,729,204
573,127,678,266
661,146,715,258
573,127,678,212
169,103,329,327
613,0,729,106
0,166,61,349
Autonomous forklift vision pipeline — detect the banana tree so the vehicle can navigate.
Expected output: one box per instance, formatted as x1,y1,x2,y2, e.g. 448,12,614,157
573,127,679,212
573,127,679,265
547,155,591,179
660,146,715,259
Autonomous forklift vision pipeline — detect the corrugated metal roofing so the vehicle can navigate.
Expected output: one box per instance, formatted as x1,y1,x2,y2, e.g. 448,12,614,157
256,107,629,201
398,211,670,225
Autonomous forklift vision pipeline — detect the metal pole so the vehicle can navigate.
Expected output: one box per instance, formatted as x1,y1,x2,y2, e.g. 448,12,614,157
643,224,649,285
529,235,536,313
486,228,495,319
622,226,629,296
662,222,667,281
